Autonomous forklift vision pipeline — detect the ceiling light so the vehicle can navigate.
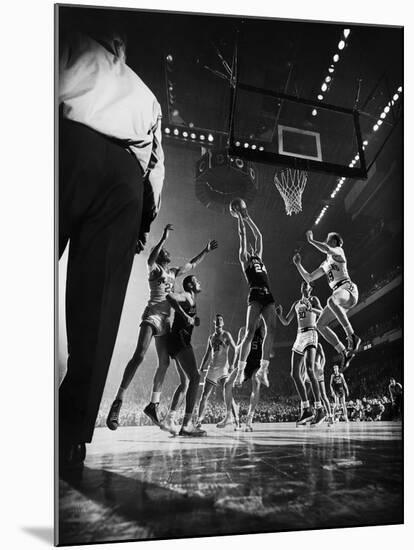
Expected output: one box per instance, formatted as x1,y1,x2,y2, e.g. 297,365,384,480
191,133,196,139
333,54,339,62
318,94,324,100
384,106,390,114
393,93,399,101
373,124,379,131
398,86,402,93
182,131,188,138
343,29,351,39
207,134,214,142
325,76,332,83
173,128,179,136
312,109,317,116
321,83,328,92
338,40,345,50
244,143,249,148
200,134,205,140
164,127,170,134
328,67,334,73
380,112,386,119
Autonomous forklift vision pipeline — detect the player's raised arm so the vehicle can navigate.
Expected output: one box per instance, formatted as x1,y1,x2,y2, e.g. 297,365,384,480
305,230,344,262
276,302,296,326
237,214,248,264
244,214,263,258
293,252,325,283
175,240,218,276
199,338,213,374
148,224,173,269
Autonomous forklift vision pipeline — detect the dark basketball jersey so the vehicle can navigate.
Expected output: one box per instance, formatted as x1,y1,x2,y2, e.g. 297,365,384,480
332,373,344,391
247,326,264,363
245,256,270,289
171,300,197,340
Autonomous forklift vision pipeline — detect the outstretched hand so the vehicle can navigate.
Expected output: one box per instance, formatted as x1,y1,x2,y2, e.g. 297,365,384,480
293,252,301,265
206,239,218,252
163,224,174,240
306,230,313,242
275,305,283,316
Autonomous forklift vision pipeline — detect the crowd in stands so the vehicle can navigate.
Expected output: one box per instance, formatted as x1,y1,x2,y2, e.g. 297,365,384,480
358,264,402,304
96,390,401,428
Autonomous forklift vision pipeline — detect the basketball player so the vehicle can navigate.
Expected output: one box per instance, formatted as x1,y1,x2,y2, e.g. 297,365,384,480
195,315,238,427
310,343,333,423
161,276,207,436
233,210,277,388
330,364,349,422
293,230,360,371
106,224,217,430
276,282,326,425
217,318,266,431
389,378,403,420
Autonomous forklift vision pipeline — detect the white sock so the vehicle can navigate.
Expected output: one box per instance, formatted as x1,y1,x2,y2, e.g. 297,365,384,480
260,359,270,369
151,392,161,403
168,410,178,419
116,387,125,401
315,401,322,409
301,400,310,409
237,360,247,370
335,343,346,353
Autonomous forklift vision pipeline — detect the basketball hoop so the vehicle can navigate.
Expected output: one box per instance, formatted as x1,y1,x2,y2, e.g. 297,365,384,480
273,168,308,215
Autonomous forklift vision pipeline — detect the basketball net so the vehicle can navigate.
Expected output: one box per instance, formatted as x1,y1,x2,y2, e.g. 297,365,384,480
273,168,308,215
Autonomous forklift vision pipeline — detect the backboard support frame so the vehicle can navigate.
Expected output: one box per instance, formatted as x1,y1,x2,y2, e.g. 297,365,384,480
228,81,368,180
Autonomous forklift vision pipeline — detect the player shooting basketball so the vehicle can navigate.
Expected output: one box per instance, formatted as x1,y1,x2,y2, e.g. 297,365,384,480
231,201,277,388
293,230,360,371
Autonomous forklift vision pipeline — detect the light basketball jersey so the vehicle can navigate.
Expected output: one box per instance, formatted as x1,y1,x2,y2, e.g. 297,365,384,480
210,332,229,369
148,265,176,312
295,299,317,330
320,247,350,289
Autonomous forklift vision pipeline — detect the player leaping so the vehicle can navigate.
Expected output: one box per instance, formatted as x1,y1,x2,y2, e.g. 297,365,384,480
106,224,217,430
293,231,360,371
233,210,277,388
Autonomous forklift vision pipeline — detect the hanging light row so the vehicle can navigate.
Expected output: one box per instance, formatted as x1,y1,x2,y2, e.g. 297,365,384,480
314,83,402,226
234,141,265,151
315,205,330,225
164,126,215,143
313,28,351,117
373,85,402,132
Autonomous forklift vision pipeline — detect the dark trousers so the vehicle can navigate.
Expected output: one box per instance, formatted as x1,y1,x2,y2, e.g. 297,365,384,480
59,119,143,443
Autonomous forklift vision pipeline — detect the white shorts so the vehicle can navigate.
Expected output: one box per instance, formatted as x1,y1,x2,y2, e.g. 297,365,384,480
206,363,229,386
293,329,318,355
332,280,359,308
315,363,325,383
140,303,171,337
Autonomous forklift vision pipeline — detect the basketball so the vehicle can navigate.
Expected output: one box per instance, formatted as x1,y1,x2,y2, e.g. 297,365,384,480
229,198,248,218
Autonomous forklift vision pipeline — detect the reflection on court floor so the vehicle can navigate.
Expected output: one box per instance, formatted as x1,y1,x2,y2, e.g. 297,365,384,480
59,422,402,545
